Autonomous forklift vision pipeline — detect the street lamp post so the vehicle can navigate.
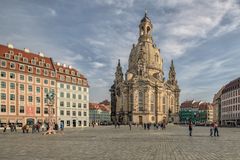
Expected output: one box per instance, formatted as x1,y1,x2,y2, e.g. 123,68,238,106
43,90,56,135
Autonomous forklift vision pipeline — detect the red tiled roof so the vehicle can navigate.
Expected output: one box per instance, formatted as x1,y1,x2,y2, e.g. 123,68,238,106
0,44,55,70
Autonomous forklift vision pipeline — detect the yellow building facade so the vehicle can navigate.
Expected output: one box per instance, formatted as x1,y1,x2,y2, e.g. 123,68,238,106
110,13,180,124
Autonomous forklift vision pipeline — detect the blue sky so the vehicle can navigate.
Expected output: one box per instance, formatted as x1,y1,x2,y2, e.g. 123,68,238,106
0,0,240,103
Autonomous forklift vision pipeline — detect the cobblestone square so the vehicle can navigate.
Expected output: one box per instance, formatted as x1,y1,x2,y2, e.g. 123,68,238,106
0,125,239,160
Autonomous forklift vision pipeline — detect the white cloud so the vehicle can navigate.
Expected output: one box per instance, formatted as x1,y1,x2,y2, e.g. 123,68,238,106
48,8,56,16
92,62,106,68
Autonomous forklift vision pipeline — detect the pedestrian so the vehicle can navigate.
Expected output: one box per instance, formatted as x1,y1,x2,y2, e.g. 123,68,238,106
3,123,7,133
32,124,35,133
210,122,214,136
26,124,29,133
13,123,17,132
117,122,120,128
92,121,95,128
60,122,64,131
41,123,45,132
128,121,132,131
144,123,146,130
10,123,14,132
214,122,219,137
188,120,193,136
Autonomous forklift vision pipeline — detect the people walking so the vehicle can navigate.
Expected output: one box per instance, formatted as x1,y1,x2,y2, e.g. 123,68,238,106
210,122,214,136
144,123,146,130
3,123,7,132
214,122,219,136
188,120,193,136
128,121,132,131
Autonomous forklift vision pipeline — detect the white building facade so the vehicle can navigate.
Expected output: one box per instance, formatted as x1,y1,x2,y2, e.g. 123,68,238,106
55,63,89,128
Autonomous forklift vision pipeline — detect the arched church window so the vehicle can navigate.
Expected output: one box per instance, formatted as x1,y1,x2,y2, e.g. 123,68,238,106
130,94,133,111
151,93,155,112
147,26,151,35
138,92,144,111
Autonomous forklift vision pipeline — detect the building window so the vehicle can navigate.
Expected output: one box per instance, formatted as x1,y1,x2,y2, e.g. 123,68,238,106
60,101,64,107
20,95,24,101
78,95,82,100
10,73,15,79
10,94,15,100
60,83,64,88
36,97,40,103
84,95,87,101
10,62,15,69
1,105,6,112
72,103,76,108
138,92,144,111
51,81,55,86
44,108,48,114
36,87,40,93
66,93,70,98
36,107,41,114
1,81,6,88
36,77,40,83
19,64,25,71
20,74,24,80
72,111,76,116
72,94,76,99
78,103,82,108
67,85,70,89
1,60,6,67
84,112,87,116
36,68,41,74
44,88,48,94
1,71,6,78
28,66,33,73
28,76,33,82
78,121,82,126
83,104,87,108
1,93,6,100
67,120,70,126
10,105,15,113
72,86,76,90
28,85,33,92
28,96,33,102
44,79,48,85
151,93,155,112
60,92,64,98
20,106,24,113
84,88,87,92
84,121,87,126
67,111,70,116
163,97,166,113
44,70,48,76
60,110,64,116
51,71,55,77
23,57,28,63
67,102,70,107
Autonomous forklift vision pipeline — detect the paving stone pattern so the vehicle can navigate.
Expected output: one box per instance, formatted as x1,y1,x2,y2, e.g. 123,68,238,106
0,125,240,160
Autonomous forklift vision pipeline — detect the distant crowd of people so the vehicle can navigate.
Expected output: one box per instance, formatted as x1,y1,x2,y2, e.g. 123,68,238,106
2,122,64,134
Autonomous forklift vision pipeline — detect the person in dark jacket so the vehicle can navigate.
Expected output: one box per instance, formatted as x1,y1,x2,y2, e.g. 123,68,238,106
188,120,193,136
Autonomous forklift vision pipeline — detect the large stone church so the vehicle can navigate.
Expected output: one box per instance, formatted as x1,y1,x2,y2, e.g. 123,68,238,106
110,12,180,124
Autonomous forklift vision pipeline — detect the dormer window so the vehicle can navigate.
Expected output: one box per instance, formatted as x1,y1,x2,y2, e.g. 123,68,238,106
72,77,76,83
9,50,14,55
78,79,82,84
28,66,33,73
31,59,36,65
42,59,45,63
23,57,28,63
18,53,22,57
5,53,10,59
14,55,19,61
59,68,63,73
1,60,7,67
46,63,50,68
39,61,43,66
10,62,15,69
65,69,69,74
71,71,75,76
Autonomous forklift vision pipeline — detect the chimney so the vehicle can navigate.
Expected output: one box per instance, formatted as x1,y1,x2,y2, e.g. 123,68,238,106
7,43,14,49
24,48,30,53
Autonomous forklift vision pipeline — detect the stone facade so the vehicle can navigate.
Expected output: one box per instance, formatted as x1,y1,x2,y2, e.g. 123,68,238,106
110,12,180,124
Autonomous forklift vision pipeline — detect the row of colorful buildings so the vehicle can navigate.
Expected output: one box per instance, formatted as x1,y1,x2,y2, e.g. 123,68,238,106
179,100,213,124
0,43,89,128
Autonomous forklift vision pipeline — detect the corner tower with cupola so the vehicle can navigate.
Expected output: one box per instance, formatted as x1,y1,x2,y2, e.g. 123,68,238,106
110,12,180,124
